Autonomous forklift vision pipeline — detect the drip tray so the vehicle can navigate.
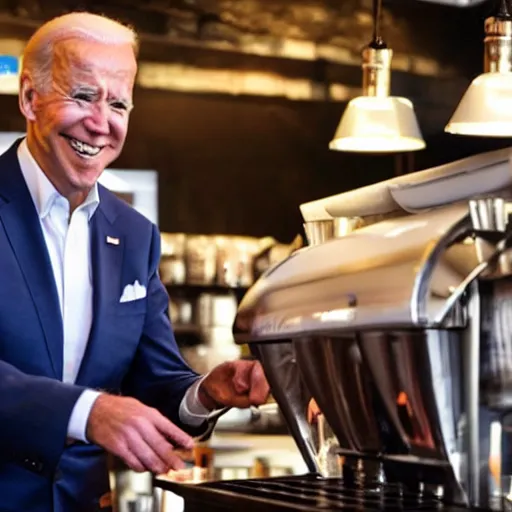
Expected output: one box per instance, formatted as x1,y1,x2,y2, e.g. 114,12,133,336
154,474,479,511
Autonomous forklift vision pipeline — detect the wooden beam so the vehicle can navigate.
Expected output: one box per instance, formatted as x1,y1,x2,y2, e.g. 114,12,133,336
0,13,467,105
0,11,458,79
136,61,361,101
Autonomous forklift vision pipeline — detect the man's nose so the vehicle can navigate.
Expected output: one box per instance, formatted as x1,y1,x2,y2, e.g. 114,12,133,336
84,103,110,135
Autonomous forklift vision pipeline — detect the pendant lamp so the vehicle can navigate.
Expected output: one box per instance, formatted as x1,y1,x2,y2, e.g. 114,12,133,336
329,0,425,153
445,0,512,136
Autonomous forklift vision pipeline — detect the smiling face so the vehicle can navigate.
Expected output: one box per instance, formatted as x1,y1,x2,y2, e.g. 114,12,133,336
19,38,137,208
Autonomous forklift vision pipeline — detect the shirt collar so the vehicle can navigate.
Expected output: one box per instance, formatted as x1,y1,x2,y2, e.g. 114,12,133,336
17,138,100,221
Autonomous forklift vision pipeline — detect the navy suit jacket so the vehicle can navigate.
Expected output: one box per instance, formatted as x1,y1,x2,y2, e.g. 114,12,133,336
0,140,202,511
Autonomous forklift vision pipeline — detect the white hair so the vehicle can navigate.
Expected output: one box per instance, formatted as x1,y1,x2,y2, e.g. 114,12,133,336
22,12,139,91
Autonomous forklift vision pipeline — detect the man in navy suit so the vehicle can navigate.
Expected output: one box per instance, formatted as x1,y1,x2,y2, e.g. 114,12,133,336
0,11,269,511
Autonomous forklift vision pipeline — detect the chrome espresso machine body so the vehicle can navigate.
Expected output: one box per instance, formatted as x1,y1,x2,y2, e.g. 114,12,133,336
233,147,512,510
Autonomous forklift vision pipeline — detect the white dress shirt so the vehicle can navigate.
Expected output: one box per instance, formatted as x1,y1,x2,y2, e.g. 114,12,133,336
17,139,209,443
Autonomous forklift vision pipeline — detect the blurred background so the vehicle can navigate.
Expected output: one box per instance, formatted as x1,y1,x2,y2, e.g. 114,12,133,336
1,1,510,509
0,0,507,241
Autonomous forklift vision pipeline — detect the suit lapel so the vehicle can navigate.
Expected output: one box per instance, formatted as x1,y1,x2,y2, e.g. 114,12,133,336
75,194,124,386
0,141,63,379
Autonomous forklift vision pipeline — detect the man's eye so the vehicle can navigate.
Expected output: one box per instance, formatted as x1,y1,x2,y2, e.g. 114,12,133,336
110,101,128,111
74,93,94,102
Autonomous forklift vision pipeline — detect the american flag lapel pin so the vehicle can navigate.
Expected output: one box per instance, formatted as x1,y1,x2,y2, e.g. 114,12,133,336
106,236,120,246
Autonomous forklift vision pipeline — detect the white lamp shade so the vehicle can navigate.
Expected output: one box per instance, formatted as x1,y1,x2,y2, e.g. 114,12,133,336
445,72,512,137
329,96,426,153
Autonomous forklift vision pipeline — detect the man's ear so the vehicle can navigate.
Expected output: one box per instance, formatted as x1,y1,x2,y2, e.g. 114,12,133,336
19,74,37,122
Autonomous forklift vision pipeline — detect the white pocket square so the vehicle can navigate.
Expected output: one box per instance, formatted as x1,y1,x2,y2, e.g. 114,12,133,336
120,280,147,303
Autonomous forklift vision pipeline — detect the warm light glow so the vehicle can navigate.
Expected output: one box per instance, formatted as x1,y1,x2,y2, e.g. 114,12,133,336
397,391,408,406
489,421,501,489
329,96,426,153
445,73,512,136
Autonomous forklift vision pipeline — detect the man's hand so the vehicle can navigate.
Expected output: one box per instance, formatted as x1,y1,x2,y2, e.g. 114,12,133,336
86,394,194,474
197,360,270,411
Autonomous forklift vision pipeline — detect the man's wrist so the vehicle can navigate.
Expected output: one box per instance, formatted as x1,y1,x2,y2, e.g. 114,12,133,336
197,382,220,411
67,389,103,443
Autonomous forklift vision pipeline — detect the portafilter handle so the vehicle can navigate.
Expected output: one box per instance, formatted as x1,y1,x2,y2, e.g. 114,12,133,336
193,407,232,443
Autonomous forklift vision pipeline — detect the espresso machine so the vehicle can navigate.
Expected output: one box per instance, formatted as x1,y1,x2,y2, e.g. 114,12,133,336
155,146,512,510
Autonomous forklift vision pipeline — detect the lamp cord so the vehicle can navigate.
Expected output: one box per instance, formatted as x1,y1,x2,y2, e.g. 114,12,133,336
371,0,387,49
